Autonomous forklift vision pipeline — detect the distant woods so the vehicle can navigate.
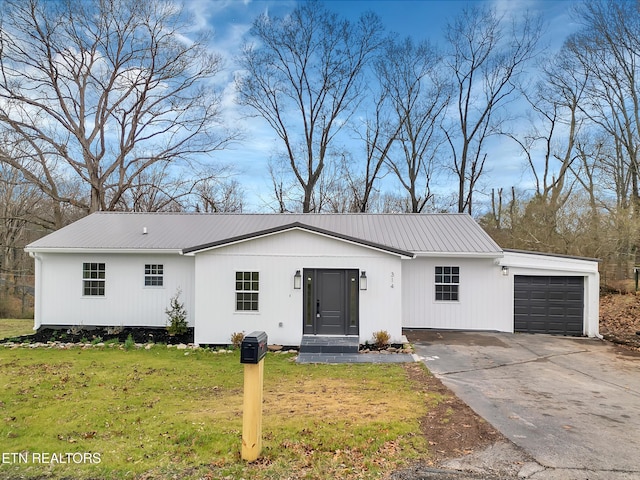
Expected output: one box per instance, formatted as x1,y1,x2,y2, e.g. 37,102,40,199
0,0,639,314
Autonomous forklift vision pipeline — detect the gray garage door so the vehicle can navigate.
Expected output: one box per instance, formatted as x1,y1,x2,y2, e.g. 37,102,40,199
514,276,584,335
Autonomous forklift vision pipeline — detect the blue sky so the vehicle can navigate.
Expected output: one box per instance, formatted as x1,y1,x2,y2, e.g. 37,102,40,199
186,0,581,212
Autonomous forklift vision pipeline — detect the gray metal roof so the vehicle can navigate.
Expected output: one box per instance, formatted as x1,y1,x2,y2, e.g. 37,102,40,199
25,212,503,256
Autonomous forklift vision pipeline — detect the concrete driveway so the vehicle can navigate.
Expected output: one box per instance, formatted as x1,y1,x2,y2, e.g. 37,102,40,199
408,330,640,480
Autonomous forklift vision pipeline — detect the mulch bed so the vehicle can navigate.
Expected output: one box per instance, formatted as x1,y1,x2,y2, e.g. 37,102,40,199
1,327,194,345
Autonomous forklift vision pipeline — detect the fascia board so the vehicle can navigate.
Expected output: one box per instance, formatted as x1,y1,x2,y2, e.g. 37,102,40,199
413,251,504,259
501,262,599,274
24,247,183,255
503,248,600,263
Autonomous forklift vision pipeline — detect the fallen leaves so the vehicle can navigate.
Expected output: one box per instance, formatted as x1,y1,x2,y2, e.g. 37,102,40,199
57,434,77,443
600,294,640,350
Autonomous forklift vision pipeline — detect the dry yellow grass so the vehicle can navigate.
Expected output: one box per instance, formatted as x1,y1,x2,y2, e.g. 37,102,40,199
0,318,33,339
0,347,427,480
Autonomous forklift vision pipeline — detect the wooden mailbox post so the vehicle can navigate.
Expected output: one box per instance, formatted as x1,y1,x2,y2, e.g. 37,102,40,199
240,331,268,462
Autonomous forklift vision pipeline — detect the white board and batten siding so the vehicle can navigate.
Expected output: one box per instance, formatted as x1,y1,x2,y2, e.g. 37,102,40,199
402,251,599,337
33,252,195,330
26,213,601,342
402,257,512,332
192,229,404,346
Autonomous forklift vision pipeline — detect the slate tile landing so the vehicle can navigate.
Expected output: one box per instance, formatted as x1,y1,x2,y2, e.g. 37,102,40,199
297,335,416,364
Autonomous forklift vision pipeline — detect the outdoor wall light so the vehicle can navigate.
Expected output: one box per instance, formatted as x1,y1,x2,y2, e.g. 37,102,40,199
502,266,509,276
294,270,302,289
360,271,368,290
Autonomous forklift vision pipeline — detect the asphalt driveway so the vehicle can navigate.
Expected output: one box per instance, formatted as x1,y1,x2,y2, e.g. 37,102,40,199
407,330,640,480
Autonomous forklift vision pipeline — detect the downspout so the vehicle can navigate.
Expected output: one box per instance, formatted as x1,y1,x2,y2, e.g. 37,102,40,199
590,271,604,340
179,249,197,346
28,252,42,331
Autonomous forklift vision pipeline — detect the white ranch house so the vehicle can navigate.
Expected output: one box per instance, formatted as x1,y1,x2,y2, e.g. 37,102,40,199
25,213,600,345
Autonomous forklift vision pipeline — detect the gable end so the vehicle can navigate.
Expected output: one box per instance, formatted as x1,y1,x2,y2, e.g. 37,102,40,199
182,222,415,258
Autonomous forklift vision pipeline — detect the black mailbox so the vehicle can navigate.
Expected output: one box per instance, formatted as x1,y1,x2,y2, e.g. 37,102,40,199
240,331,268,364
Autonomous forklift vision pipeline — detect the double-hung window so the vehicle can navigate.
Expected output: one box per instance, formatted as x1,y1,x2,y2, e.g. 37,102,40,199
144,264,164,286
435,266,459,301
83,262,105,296
236,271,259,311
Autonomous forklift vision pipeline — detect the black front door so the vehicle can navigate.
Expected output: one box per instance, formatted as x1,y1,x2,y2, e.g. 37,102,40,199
303,269,359,335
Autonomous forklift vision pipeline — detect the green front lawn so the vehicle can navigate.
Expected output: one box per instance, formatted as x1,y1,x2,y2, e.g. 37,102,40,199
0,319,34,339
0,346,431,479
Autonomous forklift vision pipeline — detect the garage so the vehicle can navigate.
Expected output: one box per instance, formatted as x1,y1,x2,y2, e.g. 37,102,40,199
514,275,584,335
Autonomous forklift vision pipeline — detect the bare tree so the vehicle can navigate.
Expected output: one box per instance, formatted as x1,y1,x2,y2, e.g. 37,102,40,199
566,0,640,272
0,0,236,215
0,136,79,229
192,171,244,213
442,5,542,214
568,1,640,210
118,163,187,213
264,156,300,213
479,2,640,275
521,50,588,205
377,37,449,213
502,48,588,251
236,1,385,212
345,92,398,213
111,163,244,213
378,191,414,213
314,155,351,212
0,163,40,297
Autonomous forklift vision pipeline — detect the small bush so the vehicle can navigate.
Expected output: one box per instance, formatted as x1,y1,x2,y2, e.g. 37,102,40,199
124,333,135,350
106,326,124,335
165,289,188,336
105,326,124,335
372,330,391,349
69,325,83,336
230,332,245,348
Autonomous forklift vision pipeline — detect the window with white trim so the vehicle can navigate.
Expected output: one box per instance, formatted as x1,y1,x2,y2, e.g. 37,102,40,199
83,262,105,296
144,264,164,286
435,266,459,301
235,271,259,311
